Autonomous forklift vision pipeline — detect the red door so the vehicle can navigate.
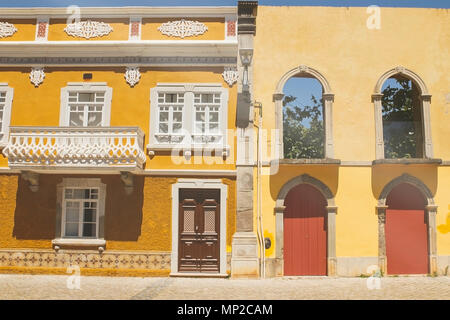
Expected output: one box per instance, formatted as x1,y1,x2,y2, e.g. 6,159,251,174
385,183,429,274
284,184,327,276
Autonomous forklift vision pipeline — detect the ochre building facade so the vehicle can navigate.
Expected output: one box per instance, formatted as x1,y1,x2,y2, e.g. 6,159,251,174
0,2,448,278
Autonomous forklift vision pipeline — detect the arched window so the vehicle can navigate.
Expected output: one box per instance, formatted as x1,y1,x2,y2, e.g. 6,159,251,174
282,76,324,159
273,65,334,159
373,67,432,159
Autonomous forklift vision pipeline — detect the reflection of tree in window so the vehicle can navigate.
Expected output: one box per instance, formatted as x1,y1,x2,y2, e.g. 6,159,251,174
382,77,423,158
68,92,105,127
283,77,324,159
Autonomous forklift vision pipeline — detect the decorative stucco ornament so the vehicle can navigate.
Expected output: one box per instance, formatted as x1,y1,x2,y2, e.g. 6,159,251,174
64,20,113,39
0,22,18,38
125,67,141,87
157,19,208,38
395,66,406,74
222,66,239,86
29,68,45,87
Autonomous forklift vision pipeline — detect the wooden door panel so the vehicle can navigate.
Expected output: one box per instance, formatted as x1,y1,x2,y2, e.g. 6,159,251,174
284,184,327,276
385,183,429,275
386,209,429,274
178,189,220,273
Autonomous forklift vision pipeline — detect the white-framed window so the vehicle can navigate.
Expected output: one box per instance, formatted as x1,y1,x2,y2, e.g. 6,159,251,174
60,83,112,127
156,92,185,143
193,93,221,143
57,178,106,240
0,83,13,146
149,83,229,150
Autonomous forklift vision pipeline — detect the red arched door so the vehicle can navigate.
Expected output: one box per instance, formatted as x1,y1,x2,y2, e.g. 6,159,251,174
284,184,327,276
385,183,429,274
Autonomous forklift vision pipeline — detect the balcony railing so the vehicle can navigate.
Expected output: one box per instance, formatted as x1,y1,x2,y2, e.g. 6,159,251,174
2,126,146,170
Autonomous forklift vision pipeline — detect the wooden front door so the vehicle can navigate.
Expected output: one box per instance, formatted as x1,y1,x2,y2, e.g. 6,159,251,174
284,184,327,276
178,189,220,273
385,183,429,274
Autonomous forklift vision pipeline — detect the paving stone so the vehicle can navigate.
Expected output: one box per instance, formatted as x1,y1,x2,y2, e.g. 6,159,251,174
0,274,448,300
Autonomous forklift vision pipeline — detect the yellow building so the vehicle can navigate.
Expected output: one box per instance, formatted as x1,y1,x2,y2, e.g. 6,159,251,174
0,2,448,279
0,6,239,277
249,4,450,277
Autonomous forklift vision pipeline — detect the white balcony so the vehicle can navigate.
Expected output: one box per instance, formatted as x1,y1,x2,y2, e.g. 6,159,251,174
2,126,146,171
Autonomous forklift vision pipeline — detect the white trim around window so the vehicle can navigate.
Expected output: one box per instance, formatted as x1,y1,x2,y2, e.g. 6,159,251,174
59,82,112,127
55,178,106,245
148,83,229,153
0,83,14,147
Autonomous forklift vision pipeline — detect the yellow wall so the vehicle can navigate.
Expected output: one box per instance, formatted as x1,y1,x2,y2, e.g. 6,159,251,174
254,6,450,160
0,174,236,252
0,67,237,170
254,6,450,258
0,19,36,41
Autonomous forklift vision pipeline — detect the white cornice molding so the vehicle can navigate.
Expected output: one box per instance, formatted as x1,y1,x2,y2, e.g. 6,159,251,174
0,56,237,67
0,7,237,19
0,40,237,60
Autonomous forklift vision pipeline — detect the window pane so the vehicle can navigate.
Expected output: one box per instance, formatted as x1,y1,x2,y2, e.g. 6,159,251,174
159,111,169,122
173,111,182,122
69,111,84,127
87,111,102,127
83,207,97,223
90,189,98,199
78,93,95,102
196,123,205,133
65,223,79,237
209,123,219,133
201,94,213,103
172,123,182,133
196,112,205,122
66,202,80,222
159,123,168,133
82,223,96,237
166,93,177,103
209,112,218,122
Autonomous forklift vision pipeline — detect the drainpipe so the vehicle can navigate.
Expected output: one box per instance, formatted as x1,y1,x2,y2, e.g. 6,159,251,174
254,101,265,278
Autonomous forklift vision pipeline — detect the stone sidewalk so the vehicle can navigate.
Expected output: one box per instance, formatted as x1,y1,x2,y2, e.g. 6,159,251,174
0,274,449,300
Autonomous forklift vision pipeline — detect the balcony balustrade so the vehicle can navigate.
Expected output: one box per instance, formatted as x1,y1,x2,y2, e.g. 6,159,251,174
2,126,146,170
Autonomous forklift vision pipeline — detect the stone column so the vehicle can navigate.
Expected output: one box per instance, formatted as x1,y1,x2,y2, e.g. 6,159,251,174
426,204,438,274
372,93,384,159
231,0,259,279
273,206,285,277
376,205,388,274
323,94,335,159
420,94,433,158
273,93,284,159
326,205,338,276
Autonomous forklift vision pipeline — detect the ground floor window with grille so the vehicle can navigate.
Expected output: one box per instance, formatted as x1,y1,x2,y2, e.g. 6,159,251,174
57,178,106,240
63,187,99,238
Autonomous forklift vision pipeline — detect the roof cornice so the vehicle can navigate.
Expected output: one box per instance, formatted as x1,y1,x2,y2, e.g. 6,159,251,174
0,6,237,19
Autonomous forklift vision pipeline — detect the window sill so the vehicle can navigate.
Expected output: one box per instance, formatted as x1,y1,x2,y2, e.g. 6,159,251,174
273,158,341,165
372,158,442,165
52,238,106,251
147,144,230,157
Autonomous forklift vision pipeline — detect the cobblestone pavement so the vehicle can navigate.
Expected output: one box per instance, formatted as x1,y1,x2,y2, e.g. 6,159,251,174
0,274,449,300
